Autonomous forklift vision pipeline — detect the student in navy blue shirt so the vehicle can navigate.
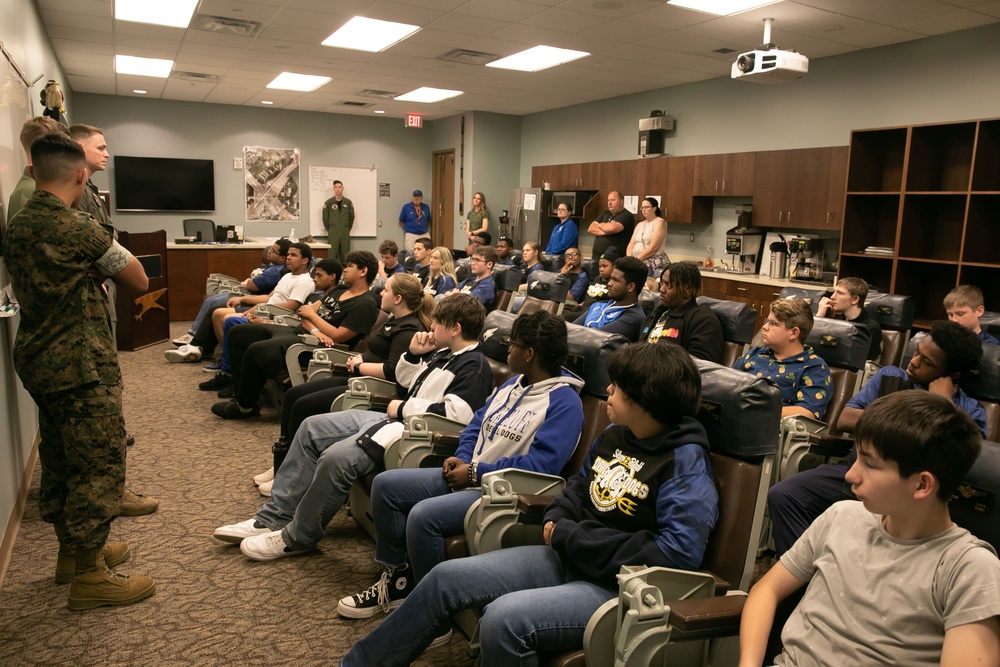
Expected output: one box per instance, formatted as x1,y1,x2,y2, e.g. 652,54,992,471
518,242,544,288
574,256,647,342
767,320,986,557
376,239,407,279
495,237,516,266
559,247,589,303
545,202,578,256
944,284,1000,345
451,245,497,310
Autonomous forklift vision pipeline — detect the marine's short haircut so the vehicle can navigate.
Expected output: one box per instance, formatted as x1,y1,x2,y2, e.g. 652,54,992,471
473,245,498,269
433,293,485,340
854,391,981,500
929,320,983,377
769,298,815,340
608,342,701,425
511,310,569,376
67,123,104,140
313,258,343,283
288,242,313,262
837,277,869,308
379,239,399,256
944,284,986,311
30,134,86,183
614,256,648,293
20,117,68,153
333,179,343,186
660,261,700,302
345,250,379,285
414,237,433,251
274,238,292,256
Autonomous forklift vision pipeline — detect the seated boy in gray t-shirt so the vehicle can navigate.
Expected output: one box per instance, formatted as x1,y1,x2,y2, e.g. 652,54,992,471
740,391,1000,667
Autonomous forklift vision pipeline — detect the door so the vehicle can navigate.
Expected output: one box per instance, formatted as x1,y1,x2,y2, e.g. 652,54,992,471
432,150,455,249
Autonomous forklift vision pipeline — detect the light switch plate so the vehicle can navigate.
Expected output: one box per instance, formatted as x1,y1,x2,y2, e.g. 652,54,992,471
233,157,243,170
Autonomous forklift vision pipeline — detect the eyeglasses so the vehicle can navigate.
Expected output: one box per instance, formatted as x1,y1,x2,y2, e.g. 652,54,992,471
762,318,785,329
565,252,580,258
507,340,529,351
470,257,486,264
640,205,653,210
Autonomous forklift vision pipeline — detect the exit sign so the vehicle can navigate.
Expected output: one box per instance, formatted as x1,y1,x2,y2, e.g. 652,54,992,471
406,113,423,128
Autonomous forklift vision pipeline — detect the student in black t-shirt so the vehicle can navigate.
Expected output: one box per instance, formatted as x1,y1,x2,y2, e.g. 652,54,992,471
815,277,881,361
639,262,724,363
214,252,380,419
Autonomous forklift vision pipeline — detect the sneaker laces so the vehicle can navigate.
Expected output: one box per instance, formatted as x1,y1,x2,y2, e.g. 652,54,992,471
354,569,392,612
262,533,286,549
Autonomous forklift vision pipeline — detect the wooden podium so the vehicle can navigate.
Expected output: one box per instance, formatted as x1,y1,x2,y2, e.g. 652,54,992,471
115,230,170,351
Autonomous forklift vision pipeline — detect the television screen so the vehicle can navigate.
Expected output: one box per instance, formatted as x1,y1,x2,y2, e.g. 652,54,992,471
113,156,215,212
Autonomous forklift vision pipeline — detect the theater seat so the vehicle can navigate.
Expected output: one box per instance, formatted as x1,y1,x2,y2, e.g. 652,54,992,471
518,271,571,316
491,264,523,314
697,296,757,368
864,292,915,371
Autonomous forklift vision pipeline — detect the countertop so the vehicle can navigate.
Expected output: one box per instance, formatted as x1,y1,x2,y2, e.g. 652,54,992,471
166,237,331,250
699,268,832,290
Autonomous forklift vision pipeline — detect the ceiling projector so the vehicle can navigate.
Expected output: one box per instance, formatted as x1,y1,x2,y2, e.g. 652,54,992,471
731,18,808,83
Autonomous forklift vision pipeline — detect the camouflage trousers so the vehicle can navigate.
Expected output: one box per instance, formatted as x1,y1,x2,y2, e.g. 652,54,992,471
31,382,126,550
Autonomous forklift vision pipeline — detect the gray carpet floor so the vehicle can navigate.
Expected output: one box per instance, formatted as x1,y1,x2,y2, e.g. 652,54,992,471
0,322,475,667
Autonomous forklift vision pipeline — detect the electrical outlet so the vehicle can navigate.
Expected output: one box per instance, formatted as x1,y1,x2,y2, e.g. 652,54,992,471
233,157,243,170
689,233,695,243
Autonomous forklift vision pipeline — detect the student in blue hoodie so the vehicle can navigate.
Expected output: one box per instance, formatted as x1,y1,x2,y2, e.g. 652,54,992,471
339,342,719,665
337,311,586,619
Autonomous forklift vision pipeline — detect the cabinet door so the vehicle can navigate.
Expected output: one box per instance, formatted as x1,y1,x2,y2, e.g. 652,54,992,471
753,150,794,228
694,154,726,195
824,146,849,230
666,156,698,223
637,157,667,208
786,147,832,229
722,152,756,196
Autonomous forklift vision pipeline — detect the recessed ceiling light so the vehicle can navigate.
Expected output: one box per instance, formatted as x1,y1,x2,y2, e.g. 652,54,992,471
322,16,421,53
115,55,174,78
394,87,464,103
666,0,781,16
486,46,590,72
266,72,331,92
115,0,198,28
374,110,386,114
261,100,274,105
133,89,147,94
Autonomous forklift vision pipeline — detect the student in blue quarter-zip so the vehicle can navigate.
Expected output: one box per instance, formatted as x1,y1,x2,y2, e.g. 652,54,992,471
339,342,718,664
574,255,648,342
337,310,585,618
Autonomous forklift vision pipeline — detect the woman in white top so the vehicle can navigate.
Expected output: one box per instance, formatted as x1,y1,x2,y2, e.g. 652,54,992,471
627,196,669,276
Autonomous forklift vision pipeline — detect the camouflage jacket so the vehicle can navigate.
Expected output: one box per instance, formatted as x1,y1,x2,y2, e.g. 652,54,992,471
3,190,121,393
77,179,118,240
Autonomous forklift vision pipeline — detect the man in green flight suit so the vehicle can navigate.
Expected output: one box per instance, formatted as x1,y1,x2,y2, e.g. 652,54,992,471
3,135,154,610
322,179,354,264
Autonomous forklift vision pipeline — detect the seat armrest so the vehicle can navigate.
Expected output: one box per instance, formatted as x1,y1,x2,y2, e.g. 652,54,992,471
332,363,349,375
369,393,395,409
807,433,854,458
431,432,461,447
667,594,746,633
710,573,730,595
516,493,555,517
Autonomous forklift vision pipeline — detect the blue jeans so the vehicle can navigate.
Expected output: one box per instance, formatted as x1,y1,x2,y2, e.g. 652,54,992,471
255,410,388,549
341,545,616,667
191,292,229,334
371,468,480,581
219,315,248,372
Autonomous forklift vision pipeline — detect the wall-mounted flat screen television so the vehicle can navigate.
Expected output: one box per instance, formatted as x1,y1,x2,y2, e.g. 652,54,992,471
113,156,215,212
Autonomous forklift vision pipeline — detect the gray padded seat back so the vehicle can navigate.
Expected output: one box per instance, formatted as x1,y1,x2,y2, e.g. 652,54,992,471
638,289,659,315
694,360,781,457
183,218,215,241
981,311,1000,340
455,258,471,283
525,270,571,303
806,317,871,372
481,311,516,364
579,259,597,281
510,250,523,266
543,255,564,272
697,296,757,345
777,286,826,314
492,264,524,292
864,292,915,330
951,439,1000,550
962,343,1000,403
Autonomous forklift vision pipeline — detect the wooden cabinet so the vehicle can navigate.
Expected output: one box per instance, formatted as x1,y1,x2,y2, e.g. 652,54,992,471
838,118,1000,328
754,147,844,230
701,275,784,331
693,152,756,196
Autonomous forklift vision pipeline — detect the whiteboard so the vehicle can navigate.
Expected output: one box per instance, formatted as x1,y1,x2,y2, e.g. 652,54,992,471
307,164,377,238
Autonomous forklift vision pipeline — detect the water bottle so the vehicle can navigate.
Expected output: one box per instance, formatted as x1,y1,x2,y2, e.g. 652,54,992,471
289,228,298,242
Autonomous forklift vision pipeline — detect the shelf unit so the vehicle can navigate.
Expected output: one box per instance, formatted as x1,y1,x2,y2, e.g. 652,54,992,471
838,118,1000,327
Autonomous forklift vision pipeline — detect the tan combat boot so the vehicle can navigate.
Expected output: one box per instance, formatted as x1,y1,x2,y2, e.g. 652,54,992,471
67,547,156,611
120,488,159,516
56,543,131,584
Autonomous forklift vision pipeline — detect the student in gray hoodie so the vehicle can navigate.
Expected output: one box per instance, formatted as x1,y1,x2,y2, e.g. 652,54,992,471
338,310,585,620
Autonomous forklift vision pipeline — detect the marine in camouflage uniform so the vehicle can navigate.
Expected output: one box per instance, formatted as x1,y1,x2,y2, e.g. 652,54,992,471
4,190,129,550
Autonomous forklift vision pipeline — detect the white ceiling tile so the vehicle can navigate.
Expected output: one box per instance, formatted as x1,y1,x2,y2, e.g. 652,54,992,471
51,38,114,55
843,0,959,24
578,18,669,41
39,8,112,31
113,35,184,53
38,0,111,17
832,25,925,46
618,4,716,30
362,1,449,24
897,8,1000,33
46,24,114,44
554,0,661,19
258,24,332,43
454,0,548,21
520,7,607,32
974,1,1000,16
112,21,187,39
196,0,283,23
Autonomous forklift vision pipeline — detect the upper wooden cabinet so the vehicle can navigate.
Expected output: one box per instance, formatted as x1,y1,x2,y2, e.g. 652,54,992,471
693,152,756,196
754,147,846,230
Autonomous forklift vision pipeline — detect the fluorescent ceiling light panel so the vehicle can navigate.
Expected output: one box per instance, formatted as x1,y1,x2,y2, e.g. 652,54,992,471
394,87,464,103
114,0,198,28
486,46,590,72
666,0,781,15
322,16,421,53
115,55,174,78
267,72,331,92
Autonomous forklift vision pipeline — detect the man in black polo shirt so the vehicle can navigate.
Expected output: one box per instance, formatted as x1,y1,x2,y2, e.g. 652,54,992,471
587,190,635,262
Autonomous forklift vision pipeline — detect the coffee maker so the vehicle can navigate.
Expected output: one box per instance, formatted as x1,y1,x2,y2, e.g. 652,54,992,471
787,237,826,281
724,205,764,273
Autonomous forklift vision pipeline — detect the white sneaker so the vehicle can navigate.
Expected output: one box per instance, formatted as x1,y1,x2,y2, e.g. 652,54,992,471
164,344,202,363
428,628,453,649
258,479,273,497
213,518,271,544
240,530,311,561
253,467,274,486
172,333,194,346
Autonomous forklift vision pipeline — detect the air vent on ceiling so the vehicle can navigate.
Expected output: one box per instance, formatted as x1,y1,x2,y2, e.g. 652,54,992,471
174,71,221,83
437,48,498,66
358,89,399,99
190,14,264,37
714,47,737,54
339,101,374,108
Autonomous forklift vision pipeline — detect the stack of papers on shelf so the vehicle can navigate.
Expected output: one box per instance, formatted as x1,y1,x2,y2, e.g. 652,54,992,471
863,246,894,255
